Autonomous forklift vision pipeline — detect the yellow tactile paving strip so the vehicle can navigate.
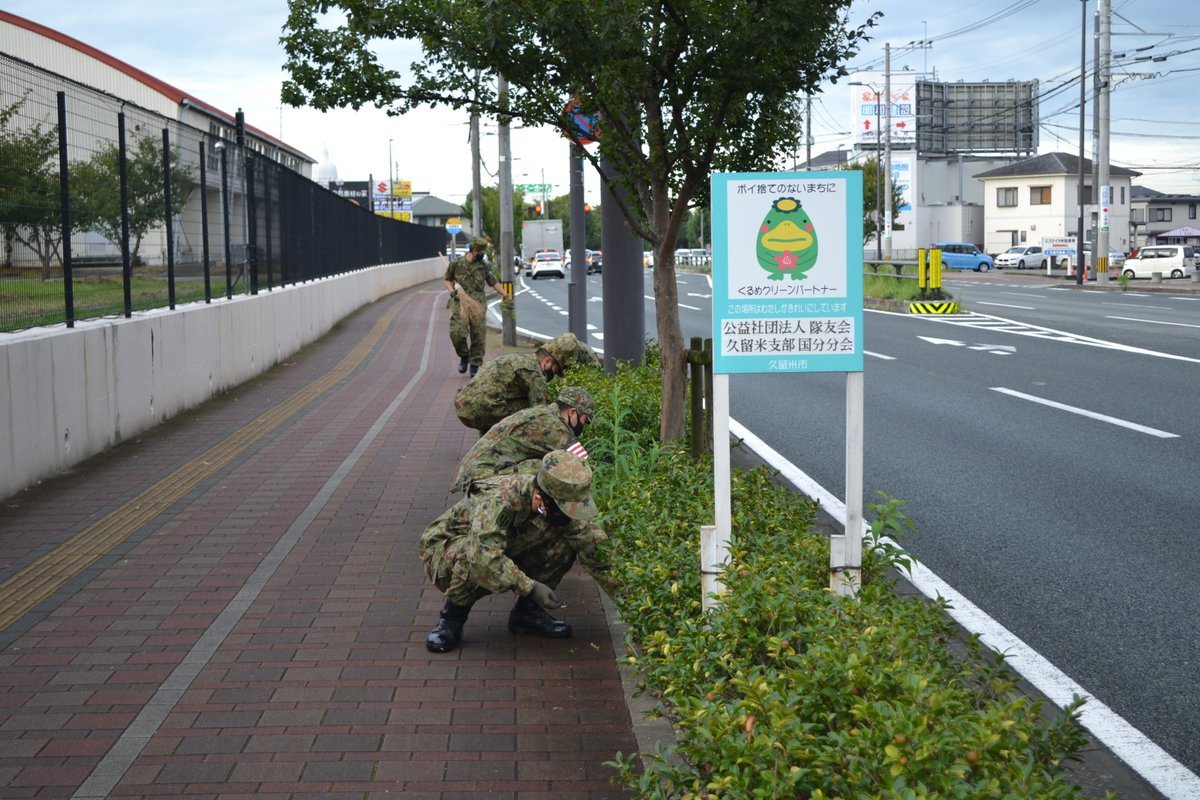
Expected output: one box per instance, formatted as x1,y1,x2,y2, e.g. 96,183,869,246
0,295,411,632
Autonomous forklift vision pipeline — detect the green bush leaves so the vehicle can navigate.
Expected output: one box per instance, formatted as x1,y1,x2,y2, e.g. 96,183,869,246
571,349,1110,799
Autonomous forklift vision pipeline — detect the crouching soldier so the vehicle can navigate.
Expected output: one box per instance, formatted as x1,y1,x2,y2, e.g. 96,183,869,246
452,386,594,495
419,450,609,653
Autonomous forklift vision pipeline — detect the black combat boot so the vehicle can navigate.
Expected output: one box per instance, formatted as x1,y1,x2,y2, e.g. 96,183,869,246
508,594,572,638
426,599,471,652
458,355,469,373
469,364,479,377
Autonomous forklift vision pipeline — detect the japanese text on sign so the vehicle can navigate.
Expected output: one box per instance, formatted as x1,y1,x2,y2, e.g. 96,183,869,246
720,317,855,362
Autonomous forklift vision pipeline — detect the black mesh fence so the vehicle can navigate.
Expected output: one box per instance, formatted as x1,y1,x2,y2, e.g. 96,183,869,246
0,52,444,333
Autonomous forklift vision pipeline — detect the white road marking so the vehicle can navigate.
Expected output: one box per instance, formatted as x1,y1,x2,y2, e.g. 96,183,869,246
918,336,1015,354
727,419,1200,800
998,292,1047,299
871,308,1200,364
1100,302,1174,310
678,303,701,311
1105,315,1200,330
990,387,1179,438
864,350,895,360
976,301,1036,310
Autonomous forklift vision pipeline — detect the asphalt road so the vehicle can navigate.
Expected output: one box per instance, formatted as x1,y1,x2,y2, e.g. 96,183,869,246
511,267,1200,780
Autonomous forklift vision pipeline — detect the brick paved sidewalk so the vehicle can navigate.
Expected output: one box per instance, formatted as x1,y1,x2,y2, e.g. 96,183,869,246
0,283,638,799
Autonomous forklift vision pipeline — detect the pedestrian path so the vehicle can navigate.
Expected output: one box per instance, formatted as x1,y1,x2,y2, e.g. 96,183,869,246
0,281,636,799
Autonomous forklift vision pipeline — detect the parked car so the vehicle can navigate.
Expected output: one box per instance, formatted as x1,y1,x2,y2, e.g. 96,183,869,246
587,250,602,274
995,245,1048,270
1120,245,1195,279
932,242,993,272
529,250,564,279
1081,246,1128,269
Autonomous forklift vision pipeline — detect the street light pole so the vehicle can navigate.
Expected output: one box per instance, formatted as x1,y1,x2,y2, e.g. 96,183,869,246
850,80,883,261
1097,0,1112,284
884,42,893,262
541,167,547,218
388,138,394,217
499,75,516,344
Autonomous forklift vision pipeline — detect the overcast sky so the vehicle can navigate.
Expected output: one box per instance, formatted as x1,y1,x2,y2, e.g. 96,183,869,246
6,0,1199,205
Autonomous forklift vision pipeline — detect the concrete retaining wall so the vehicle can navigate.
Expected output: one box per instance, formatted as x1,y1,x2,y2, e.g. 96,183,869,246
0,256,446,500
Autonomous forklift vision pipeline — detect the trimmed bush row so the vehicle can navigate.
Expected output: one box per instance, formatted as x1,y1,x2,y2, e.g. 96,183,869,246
569,348,1111,799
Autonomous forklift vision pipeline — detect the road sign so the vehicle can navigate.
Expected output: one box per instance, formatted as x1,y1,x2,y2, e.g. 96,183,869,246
562,99,599,146
446,217,462,235
711,172,864,374
514,183,551,193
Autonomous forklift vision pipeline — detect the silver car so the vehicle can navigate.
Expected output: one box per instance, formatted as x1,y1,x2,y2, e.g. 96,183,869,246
995,245,1048,270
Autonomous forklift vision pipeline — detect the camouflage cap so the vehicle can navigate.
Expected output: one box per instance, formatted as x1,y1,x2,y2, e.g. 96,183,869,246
556,386,596,418
470,236,489,249
537,450,596,521
541,332,580,370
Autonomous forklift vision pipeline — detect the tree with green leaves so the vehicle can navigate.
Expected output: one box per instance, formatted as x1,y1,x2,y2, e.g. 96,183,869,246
281,0,876,441
466,185,529,252
847,158,902,255
0,97,64,278
72,135,193,265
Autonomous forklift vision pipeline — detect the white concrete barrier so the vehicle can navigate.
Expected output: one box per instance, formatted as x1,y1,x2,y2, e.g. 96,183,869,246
0,256,446,500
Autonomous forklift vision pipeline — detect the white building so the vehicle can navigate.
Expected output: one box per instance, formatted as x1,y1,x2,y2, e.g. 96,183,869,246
1,10,314,268
974,152,1139,256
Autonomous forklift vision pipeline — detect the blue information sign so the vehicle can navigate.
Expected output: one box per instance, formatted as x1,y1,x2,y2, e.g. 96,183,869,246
710,171,864,374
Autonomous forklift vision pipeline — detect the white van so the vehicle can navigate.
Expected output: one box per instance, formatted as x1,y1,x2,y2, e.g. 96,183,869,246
1122,245,1196,279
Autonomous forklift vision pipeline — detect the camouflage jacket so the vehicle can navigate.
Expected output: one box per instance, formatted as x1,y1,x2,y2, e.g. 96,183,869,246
454,353,553,433
419,474,607,596
444,254,497,301
453,404,577,492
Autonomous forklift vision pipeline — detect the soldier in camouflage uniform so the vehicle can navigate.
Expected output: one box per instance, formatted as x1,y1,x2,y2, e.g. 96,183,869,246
420,450,610,652
444,236,510,376
453,333,583,433
453,386,595,494
549,331,602,369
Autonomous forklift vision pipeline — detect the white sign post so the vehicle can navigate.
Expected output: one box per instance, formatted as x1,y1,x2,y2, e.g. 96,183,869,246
709,171,865,603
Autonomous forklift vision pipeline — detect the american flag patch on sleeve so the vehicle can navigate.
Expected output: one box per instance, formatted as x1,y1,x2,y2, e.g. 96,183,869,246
568,441,589,460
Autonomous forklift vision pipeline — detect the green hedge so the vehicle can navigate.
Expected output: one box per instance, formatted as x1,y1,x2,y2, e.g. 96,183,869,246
568,350,1112,800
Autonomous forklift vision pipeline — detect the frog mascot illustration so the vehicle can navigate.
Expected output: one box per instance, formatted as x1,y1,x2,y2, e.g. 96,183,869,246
756,197,818,280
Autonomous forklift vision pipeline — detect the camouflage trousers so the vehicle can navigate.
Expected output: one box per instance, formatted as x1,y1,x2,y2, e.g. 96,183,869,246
448,299,486,367
423,534,577,608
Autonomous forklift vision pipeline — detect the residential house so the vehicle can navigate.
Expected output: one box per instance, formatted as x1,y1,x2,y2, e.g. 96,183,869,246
1129,186,1200,250
974,152,1139,256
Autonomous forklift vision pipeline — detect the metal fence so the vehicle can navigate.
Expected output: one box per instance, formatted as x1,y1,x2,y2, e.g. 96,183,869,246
0,53,444,333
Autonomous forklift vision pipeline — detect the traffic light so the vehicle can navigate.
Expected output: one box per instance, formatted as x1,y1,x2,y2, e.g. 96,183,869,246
583,203,591,213
534,203,543,215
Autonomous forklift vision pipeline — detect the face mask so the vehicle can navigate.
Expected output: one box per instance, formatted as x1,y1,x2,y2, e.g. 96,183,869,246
568,413,586,436
539,494,572,526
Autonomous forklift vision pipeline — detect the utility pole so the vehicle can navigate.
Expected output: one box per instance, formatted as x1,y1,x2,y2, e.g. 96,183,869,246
498,75,516,344
805,94,813,168
387,138,394,218
849,80,882,260
568,144,587,341
470,110,482,237
883,42,893,262
1097,0,1112,284
1076,0,1087,286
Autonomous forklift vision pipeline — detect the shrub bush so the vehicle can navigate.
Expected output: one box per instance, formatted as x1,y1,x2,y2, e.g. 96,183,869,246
570,350,1110,799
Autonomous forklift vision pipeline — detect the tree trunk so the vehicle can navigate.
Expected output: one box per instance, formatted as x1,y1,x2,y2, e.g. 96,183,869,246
653,247,686,442
645,177,688,443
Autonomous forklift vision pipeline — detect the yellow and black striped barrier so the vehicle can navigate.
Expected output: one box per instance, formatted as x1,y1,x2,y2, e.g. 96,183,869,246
910,249,959,313
909,300,961,314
